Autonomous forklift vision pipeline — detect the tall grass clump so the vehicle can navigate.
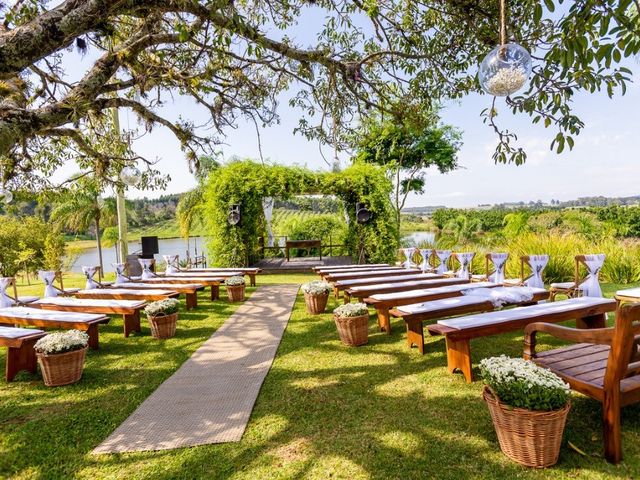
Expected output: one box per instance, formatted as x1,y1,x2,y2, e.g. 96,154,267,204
598,239,640,284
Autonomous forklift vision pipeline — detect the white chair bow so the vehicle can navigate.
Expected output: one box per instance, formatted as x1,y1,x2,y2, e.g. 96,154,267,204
139,259,155,280
0,277,15,307
113,263,129,284
525,255,549,289
38,270,58,298
580,254,605,297
82,266,100,290
163,255,180,274
455,252,475,279
435,250,452,274
488,253,509,284
419,249,432,273
402,248,416,269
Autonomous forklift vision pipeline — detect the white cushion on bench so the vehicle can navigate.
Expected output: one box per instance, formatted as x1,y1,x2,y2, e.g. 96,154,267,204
0,326,45,338
34,297,145,308
337,273,439,287
615,288,640,298
437,297,616,330
0,306,106,323
370,282,497,301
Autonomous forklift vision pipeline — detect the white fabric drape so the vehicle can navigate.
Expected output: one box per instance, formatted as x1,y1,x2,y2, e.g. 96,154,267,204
139,259,155,280
488,253,509,284
435,250,452,274
419,249,432,272
0,277,14,307
163,255,180,274
525,255,549,289
455,252,475,279
462,286,535,308
262,197,275,247
82,266,99,290
402,248,416,269
113,263,129,283
580,254,606,297
39,270,58,297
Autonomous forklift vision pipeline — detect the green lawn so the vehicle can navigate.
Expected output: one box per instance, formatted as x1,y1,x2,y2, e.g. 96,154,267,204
1,275,640,479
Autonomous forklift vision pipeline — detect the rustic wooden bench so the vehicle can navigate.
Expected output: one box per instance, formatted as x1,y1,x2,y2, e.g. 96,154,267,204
323,268,421,282
347,277,472,306
33,297,147,338
391,287,549,353
112,282,203,309
181,267,262,286
129,276,222,301
0,326,46,381
0,307,110,350
362,281,492,333
426,297,616,383
314,264,391,274
524,301,640,463
75,288,180,307
334,273,444,299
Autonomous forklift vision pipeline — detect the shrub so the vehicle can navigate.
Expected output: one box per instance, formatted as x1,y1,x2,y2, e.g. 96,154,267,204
34,330,89,355
301,281,331,295
333,303,369,317
225,275,245,286
480,355,570,411
144,298,180,317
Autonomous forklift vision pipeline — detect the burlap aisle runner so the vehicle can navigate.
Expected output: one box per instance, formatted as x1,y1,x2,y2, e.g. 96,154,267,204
93,284,299,453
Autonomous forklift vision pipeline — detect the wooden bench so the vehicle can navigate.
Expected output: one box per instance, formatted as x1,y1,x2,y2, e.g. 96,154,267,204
0,277,39,306
182,267,262,286
362,281,493,334
129,277,222,301
347,277,471,305
33,297,147,338
112,282,203,309
75,289,180,306
314,264,391,274
324,268,421,283
426,297,616,383
286,239,321,261
0,307,110,350
0,326,46,381
334,273,444,299
524,301,640,463
391,287,549,354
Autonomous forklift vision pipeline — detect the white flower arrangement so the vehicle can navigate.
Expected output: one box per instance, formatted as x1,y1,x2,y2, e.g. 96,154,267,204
333,302,369,318
301,281,331,296
480,355,570,411
144,298,180,317
226,275,245,286
34,330,89,355
485,66,527,96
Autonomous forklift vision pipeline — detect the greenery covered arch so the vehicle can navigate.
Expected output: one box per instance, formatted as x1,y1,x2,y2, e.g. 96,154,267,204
204,160,398,266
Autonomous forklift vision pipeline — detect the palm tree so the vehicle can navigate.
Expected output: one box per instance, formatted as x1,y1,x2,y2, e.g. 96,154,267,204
50,178,116,273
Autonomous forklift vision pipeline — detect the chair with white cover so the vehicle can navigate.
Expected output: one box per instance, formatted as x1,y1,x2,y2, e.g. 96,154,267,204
138,258,157,280
82,266,103,290
401,248,417,270
0,277,38,307
549,254,605,301
503,254,550,287
38,271,80,298
163,255,180,274
419,249,434,273
453,252,475,280
471,253,509,283
113,263,130,284
434,250,452,275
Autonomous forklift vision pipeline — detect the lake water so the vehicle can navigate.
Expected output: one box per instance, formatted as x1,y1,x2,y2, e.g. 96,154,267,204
402,231,437,246
69,236,208,273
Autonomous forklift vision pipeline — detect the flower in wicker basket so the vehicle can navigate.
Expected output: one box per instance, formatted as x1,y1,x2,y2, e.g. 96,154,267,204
333,303,369,346
145,298,180,339
226,275,246,302
34,330,89,387
301,281,331,314
480,355,571,468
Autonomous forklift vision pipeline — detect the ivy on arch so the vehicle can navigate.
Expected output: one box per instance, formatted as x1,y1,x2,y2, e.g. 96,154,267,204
204,159,398,266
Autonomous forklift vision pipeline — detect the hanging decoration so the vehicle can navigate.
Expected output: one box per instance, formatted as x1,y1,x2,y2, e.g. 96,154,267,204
120,165,141,187
478,0,532,97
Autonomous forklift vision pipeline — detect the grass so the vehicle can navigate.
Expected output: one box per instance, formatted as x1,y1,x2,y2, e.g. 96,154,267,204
2,274,640,479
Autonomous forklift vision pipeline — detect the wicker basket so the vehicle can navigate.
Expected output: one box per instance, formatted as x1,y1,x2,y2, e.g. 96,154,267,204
483,386,571,468
304,292,329,314
334,313,369,346
37,346,88,387
148,312,178,339
227,284,245,302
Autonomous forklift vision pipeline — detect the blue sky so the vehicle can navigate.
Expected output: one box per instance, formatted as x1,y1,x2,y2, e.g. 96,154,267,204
53,8,640,208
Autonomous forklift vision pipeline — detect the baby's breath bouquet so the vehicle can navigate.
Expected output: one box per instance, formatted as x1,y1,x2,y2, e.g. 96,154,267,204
225,275,245,286
480,355,570,411
301,281,331,296
35,330,89,355
333,302,369,318
145,298,180,318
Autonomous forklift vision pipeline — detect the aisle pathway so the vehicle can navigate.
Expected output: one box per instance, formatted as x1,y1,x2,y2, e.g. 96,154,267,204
93,284,299,453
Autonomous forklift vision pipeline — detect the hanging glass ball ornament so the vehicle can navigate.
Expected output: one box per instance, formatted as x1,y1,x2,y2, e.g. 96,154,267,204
479,43,532,97
0,187,13,204
120,166,141,187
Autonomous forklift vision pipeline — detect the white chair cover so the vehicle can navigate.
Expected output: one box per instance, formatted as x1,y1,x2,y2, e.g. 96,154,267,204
0,277,15,307
455,252,475,279
113,263,129,284
419,249,431,272
163,255,180,274
38,270,58,298
525,255,549,289
488,253,509,284
139,259,155,280
402,248,416,269
579,254,605,297
435,250,452,274
82,266,99,290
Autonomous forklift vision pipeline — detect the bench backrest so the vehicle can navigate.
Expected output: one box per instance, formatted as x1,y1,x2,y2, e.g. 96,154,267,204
605,302,640,391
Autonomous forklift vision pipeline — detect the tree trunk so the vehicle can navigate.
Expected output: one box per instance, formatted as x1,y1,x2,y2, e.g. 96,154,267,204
394,166,402,239
95,213,104,274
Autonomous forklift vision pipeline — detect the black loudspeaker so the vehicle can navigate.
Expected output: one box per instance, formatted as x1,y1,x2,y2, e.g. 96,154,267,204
141,236,159,255
228,204,241,226
356,202,372,224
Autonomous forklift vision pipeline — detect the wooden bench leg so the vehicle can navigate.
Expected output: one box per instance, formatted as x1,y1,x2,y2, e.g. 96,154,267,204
211,285,220,301
577,313,607,329
405,319,425,354
603,390,622,463
6,338,39,381
333,286,339,299
376,308,392,335
343,292,350,304
445,337,473,383
87,324,100,350
123,311,141,337
249,274,256,287
186,293,197,310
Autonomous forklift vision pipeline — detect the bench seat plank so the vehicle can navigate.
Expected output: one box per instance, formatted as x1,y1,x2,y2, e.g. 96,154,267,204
325,269,421,282
128,277,222,300
112,282,203,310
336,273,442,289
